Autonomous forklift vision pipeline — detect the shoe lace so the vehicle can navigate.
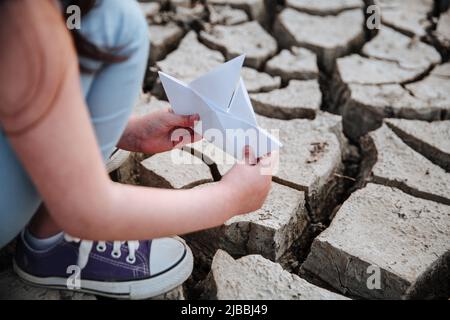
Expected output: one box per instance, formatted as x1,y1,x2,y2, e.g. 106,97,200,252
64,234,140,269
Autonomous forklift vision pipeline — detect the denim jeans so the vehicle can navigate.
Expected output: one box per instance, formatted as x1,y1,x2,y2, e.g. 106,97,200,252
0,0,149,248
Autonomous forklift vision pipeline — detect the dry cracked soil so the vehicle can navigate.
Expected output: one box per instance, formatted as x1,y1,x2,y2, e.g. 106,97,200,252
1,0,449,300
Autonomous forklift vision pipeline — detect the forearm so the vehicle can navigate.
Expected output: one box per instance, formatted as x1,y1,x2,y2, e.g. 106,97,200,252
58,181,238,241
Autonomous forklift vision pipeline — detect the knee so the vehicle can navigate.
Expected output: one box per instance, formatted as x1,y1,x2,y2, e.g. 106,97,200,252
81,0,149,58
109,0,149,55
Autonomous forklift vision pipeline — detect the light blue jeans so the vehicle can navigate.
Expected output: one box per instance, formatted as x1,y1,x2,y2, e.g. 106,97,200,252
0,0,149,248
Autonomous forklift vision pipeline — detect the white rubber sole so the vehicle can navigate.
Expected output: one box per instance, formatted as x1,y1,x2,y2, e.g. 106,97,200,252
13,245,193,300
106,149,131,174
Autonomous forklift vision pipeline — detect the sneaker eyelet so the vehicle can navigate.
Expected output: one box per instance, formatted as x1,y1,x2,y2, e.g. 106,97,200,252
111,250,121,259
96,244,106,252
126,256,136,264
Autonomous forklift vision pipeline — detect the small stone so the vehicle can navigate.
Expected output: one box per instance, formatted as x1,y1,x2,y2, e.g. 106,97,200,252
363,26,440,73
250,80,321,119
139,150,213,189
208,5,249,25
200,21,277,69
241,67,281,93
375,0,433,37
0,270,96,300
206,0,266,25
256,112,349,221
148,23,185,63
286,0,363,15
204,250,349,299
265,47,319,82
361,125,450,206
385,119,450,172
274,8,365,72
301,183,450,299
157,31,224,84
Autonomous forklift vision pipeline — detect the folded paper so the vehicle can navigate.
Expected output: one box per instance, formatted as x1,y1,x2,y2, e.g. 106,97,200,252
159,55,282,159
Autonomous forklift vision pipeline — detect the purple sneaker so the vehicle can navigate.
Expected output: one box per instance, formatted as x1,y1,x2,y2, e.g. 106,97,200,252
13,232,193,299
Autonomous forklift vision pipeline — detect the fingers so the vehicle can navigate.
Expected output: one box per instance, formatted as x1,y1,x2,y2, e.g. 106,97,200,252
257,151,279,176
243,146,257,166
166,110,200,128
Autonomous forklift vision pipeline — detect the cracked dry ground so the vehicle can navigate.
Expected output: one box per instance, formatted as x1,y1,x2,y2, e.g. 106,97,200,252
1,0,449,300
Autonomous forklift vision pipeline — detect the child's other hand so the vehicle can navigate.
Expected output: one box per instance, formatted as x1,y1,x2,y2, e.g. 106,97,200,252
134,109,201,154
221,147,278,216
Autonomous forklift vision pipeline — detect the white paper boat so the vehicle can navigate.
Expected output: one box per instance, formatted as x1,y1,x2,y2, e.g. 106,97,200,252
158,55,282,159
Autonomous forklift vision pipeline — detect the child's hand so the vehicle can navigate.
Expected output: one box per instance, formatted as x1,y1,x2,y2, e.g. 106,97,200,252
119,109,201,154
220,147,278,216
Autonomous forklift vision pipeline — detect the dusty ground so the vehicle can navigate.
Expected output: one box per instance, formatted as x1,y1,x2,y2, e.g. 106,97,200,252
1,0,449,300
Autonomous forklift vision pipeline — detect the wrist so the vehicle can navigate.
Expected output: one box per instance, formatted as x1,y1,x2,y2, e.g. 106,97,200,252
117,116,144,152
216,179,241,219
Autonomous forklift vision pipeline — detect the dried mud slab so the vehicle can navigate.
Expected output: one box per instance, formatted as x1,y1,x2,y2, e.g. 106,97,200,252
242,67,281,93
181,139,236,178
435,9,450,49
156,31,225,84
208,5,249,25
203,250,349,299
139,2,161,19
340,83,444,141
250,80,321,119
334,59,449,140
362,26,440,74
206,0,266,25
286,0,363,15
148,23,185,63
265,47,319,82
139,150,214,189
375,0,434,37
405,63,450,116
256,112,350,221
199,21,277,68
336,54,425,85
301,183,450,299
360,125,450,206
403,250,450,300
186,182,308,261
385,119,450,172
274,8,365,72
133,95,171,117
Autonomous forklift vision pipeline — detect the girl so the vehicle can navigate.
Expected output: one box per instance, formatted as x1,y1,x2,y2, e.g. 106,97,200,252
0,0,274,299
